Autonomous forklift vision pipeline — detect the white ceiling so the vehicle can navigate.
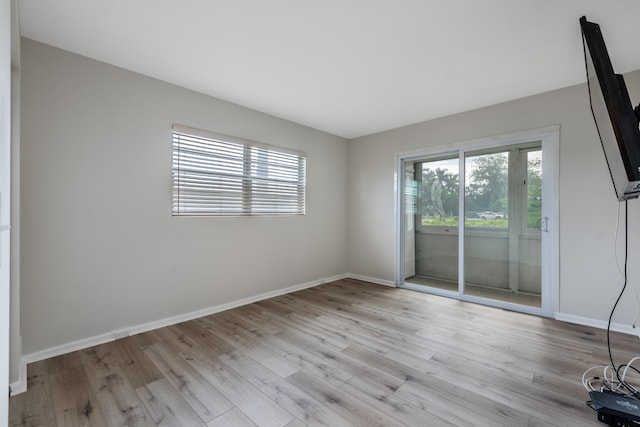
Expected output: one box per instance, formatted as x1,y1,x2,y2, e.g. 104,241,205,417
17,0,640,139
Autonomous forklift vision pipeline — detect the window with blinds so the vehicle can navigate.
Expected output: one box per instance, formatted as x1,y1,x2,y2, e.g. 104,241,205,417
172,125,306,216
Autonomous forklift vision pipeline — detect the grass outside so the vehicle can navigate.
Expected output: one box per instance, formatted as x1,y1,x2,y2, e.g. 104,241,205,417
422,217,508,228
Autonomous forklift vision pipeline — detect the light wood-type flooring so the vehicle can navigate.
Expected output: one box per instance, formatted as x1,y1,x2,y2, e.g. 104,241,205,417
9,278,637,426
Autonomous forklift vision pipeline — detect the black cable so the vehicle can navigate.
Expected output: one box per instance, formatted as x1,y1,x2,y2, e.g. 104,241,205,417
617,364,640,377
606,201,640,398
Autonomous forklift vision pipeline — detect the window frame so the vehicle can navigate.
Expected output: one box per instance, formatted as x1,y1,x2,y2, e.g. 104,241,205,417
171,124,307,217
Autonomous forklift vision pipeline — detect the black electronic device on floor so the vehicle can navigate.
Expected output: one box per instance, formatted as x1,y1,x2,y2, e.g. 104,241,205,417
590,391,640,426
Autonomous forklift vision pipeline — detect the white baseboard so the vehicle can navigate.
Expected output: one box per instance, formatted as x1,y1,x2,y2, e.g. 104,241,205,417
9,361,26,396
347,273,396,287
19,273,350,375
554,312,640,337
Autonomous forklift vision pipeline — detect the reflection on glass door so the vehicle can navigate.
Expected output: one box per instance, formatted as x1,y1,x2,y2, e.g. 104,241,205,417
402,142,543,310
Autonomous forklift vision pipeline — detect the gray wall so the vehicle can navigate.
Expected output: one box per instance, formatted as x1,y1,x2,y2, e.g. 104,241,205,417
348,69,640,324
20,39,348,356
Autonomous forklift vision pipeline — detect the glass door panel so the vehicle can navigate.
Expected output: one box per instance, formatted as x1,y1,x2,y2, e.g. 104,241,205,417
404,156,459,291
463,150,510,299
463,146,541,307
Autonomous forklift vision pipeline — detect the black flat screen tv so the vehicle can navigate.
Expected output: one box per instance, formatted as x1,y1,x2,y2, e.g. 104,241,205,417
580,16,640,201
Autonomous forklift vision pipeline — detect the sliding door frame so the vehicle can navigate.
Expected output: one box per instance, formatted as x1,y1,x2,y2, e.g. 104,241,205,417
395,126,559,317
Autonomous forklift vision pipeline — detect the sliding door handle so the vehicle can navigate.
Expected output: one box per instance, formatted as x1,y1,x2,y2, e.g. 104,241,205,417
536,217,548,232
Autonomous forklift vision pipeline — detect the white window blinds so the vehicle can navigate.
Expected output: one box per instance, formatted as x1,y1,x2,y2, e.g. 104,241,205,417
172,125,306,216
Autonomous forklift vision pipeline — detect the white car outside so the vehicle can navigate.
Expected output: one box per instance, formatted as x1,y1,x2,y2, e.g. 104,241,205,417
477,211,505,219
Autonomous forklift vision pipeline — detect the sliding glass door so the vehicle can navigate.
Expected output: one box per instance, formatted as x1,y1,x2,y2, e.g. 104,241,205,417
398,128,557,316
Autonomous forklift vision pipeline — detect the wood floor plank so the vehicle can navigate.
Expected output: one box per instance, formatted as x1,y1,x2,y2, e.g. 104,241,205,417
280,291,454,359
88,373,155,427
340,374,457,427
397,348,590,426
282,290,424,338
232,304,285,335
43,351,83,375
161,324,202,350
207,407,258,427
218,350,356,427
286,370,406,427
222,310,354,388
171,319,235,356
411,330,537,382
313,311,439,359
109,334,164,389
305,283,462,335
79,345,155,427
346,332,588,426
275,327,405,394
284,419,307,427
339,342,527,426
384,347,436,371
8,361,56,427
10,279,609,426
197,315,301,378
395,373,530,427
143,342,234,422
252,299,352,351
183,351,295,427
255,295,396,356
49,365,108,427
136,378,206,426
306,284,461,336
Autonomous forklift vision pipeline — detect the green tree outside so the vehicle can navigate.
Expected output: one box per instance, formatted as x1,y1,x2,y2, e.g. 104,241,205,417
419,151,541,229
